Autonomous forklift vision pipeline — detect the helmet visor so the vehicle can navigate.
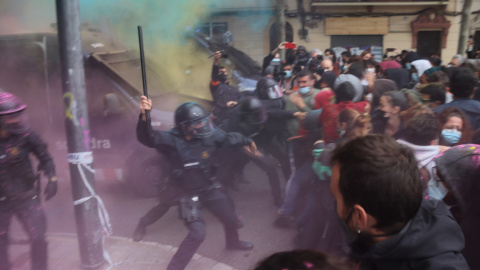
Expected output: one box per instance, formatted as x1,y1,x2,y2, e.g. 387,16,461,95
0,112,29,134
266,85,283,99
181,117,213,138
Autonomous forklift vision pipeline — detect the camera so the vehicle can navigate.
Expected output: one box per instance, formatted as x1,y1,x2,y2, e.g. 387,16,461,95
308,61,324,76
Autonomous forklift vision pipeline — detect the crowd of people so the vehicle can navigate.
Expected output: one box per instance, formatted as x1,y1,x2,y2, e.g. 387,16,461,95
135,43,480,270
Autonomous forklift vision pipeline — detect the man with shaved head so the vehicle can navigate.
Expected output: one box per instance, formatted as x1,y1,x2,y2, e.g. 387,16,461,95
321,59,333,72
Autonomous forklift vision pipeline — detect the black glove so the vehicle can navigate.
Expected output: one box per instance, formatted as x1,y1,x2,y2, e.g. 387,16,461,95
44,179,58,201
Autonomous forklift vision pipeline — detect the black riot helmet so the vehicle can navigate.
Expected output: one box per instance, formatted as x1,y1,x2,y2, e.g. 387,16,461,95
174,102,213,138
239,97,268,126
256,77,283,100
297,45,308,57
0,92,29,134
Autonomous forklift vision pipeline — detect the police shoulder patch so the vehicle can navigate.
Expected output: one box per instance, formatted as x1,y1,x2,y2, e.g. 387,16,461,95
9,147,19,156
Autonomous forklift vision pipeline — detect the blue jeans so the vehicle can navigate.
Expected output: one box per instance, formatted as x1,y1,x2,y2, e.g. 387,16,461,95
279,160,316,217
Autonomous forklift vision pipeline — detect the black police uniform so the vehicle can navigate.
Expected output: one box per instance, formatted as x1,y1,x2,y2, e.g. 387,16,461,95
0,129,56,270
136,114,253,270
219,99,287,206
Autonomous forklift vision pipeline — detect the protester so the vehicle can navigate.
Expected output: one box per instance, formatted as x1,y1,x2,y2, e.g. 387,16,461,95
384,68,410,90
262,42,288,72
284,70,321,145
434,68,480,130
437,107,473,146
449,54,466,67
334,62,364,103
210,51,242,125
330,134,469,269
254,250,352,270
320,81,370,144
294,109,371,253
419,83,446,110
375,91,407,139
433,144,480,269
397,113,449,196
278,62,297,95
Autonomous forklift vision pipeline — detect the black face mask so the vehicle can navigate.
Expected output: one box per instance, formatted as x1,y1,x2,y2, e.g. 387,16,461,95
337,209,358,245
5,121,28,134
336,203,401,250
219,73,228,83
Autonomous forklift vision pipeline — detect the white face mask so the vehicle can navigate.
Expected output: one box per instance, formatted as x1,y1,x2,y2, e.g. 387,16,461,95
427,178,449,200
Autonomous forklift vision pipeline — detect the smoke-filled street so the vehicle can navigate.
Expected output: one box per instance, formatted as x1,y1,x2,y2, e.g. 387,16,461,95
2,0,480,270
8,163,296,269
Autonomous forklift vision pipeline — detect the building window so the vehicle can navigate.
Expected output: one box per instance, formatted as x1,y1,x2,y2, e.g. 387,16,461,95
331,35,383,62
197,22,228,42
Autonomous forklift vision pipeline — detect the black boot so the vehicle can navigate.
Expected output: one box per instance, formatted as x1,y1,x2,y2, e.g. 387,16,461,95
133,222,147,242
226,240,254,251
273,215,294,228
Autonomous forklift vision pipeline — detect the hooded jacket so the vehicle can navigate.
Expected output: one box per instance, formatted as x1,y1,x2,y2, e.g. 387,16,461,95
396,139,441,172
434,144,480,270
351,199,469,270
334,74,363,102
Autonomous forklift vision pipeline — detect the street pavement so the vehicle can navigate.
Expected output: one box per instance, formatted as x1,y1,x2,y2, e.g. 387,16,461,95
7,163,298,270
9,233,238,270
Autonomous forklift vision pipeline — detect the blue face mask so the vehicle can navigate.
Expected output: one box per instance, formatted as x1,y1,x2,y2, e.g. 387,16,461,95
299,87,310,95
411,73,419,83
405,63,412,70
284,70,292,78
427,178,449,200
271,58,281,66
441,129,462,145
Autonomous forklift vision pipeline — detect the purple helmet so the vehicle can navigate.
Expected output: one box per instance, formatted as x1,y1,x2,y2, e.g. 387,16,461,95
0,92,27,115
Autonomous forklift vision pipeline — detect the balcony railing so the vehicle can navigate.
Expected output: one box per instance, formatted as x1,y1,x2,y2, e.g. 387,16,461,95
311,0,448,6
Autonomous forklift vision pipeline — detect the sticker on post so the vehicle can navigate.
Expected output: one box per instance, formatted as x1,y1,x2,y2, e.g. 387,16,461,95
68,152,94,164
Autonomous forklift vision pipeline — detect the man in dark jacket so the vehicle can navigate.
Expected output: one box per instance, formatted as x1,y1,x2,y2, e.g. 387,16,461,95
433,144,480,270
329,134,468,270
434,68,480,130
210,51,242,126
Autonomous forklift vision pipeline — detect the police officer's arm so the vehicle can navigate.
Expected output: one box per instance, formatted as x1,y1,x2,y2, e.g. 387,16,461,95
214,130,256,154
211,51,222,83
137,96,175,148
28,131,56,179
28,131,58,200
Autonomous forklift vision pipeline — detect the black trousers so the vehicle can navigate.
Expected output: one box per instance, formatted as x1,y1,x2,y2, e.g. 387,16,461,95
0,196,47,270
261,139,291,181
138,184,242,270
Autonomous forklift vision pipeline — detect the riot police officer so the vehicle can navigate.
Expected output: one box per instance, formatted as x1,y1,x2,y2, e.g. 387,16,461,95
0,92,57,270
136,96,255,270
219,96,283,206
255,77,306,180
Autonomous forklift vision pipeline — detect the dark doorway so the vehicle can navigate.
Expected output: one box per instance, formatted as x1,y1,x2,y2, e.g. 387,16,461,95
417,31,441,59
269,22,293,52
